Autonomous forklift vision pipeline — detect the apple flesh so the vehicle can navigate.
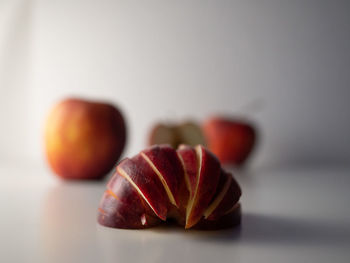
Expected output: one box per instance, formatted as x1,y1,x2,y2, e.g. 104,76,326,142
202,117,256,166
148,121,206,149
45,98,126,180
148,124,178,148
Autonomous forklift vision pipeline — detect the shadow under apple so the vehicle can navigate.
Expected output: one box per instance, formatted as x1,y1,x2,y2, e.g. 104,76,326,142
191,212,350,247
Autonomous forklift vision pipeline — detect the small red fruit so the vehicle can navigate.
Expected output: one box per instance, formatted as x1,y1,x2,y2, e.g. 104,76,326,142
45,98,126,180
202,117,256,166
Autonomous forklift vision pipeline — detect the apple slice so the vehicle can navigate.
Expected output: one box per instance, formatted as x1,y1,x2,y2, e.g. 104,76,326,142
194,203,241,230
107,172,145,211
98,189,160,229
141,145,183,207
185,145,221,229
205,171,242,220
107,171,157,217
177,144,198,197
117,155,169,220
202,170,231,219
98,171,160,228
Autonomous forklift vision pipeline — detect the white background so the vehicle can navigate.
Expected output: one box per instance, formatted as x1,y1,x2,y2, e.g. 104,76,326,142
1,0,349,169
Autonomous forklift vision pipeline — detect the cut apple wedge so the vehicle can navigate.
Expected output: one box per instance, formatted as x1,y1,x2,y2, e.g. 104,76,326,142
185,145,221,229
194,203,241,230
98,172,161,228
177,144,198,197
98,190,160,229
205,171,241,221
141,145,183,207
117,155,169,220
107,171,157,217
203,170,232,219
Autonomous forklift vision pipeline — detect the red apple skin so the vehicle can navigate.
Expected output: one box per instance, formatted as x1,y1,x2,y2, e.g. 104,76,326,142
98,171,160,229
177,145,198,197
107,171,157,218
117,155,169,220
45,98,126,180
206,171,242,221
194,203,241,230
98,191,161,229
202,117,256,166
141,145,183,207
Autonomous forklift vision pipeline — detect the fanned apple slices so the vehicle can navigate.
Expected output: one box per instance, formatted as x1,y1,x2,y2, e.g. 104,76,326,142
98,144,241,230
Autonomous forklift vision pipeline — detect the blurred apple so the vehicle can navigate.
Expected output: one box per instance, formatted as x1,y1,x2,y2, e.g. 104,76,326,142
202,117,256,166
45,98,126,180
148,121,206,148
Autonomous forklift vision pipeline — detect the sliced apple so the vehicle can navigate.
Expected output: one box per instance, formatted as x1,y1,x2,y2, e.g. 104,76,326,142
141,145,183,207
185,145,221,229
117,155,169,220
98,144,242,230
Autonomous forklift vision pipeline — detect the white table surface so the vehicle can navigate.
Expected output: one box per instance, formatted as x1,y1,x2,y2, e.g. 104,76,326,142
1,162,350,263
